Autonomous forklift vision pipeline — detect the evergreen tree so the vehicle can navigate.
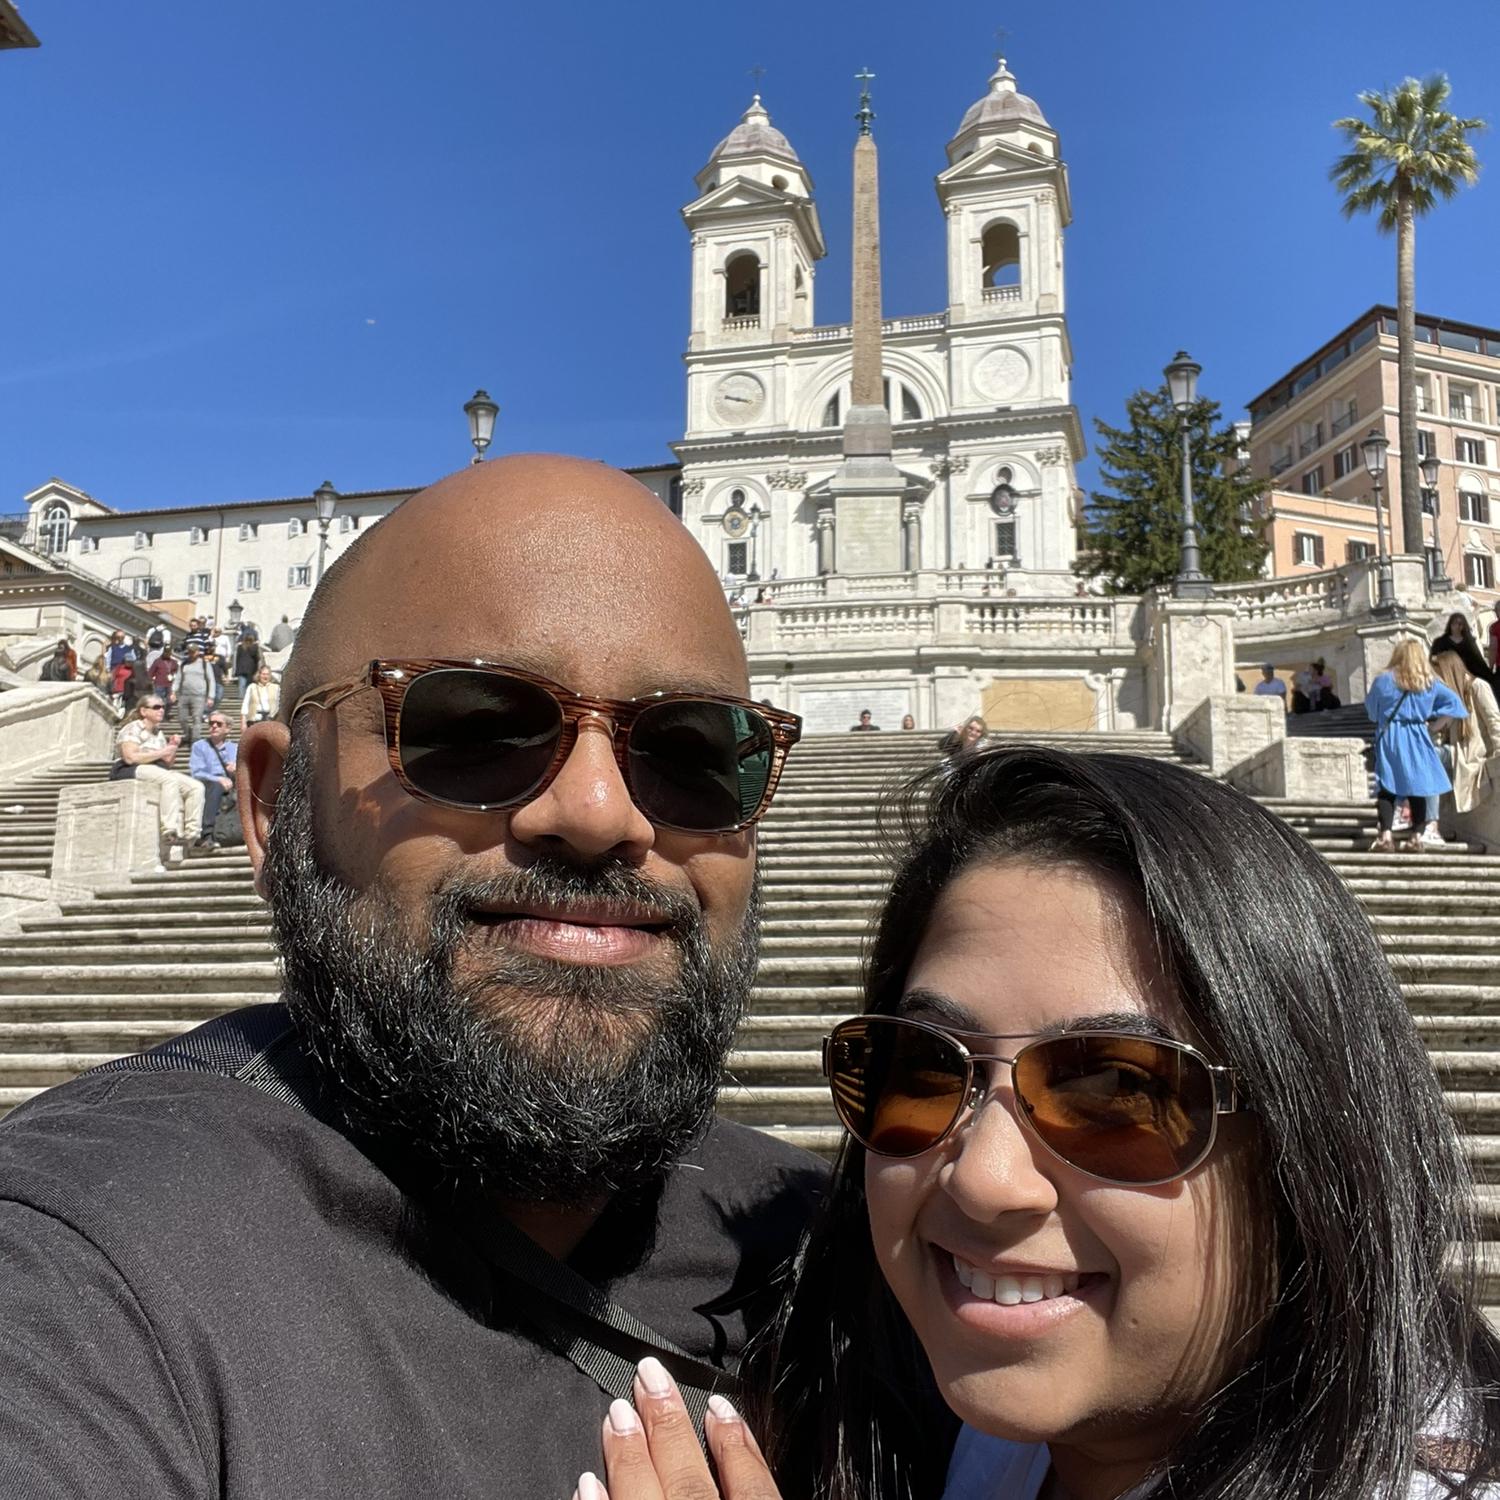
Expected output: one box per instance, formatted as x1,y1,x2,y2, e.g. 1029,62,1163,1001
1078,387,1269,595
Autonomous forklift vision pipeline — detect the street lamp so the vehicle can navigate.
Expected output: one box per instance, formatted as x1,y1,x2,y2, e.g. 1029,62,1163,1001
227,599,243,636
746,501,764,581
313,481,339,584
1164,350,1213,599
1360,429,1401,616
1419,451,1450,591
464,389,499,465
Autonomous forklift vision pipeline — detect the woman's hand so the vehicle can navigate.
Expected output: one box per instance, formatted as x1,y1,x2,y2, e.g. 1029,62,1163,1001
574,1357,781,1500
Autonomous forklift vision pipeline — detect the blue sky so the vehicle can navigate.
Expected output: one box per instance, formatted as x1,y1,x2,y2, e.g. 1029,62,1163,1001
3,0,1497,512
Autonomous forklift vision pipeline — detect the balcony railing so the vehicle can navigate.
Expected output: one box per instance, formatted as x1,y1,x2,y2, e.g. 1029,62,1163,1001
982,285,1023,304
1269,455,1294,476
792,313,948,344
1298,428,1324,457
1450,399,1475,420
1330,408,1357,436
721,316,761,334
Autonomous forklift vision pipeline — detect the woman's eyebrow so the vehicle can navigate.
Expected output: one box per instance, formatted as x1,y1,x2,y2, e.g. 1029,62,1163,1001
897,990,1176,1042
1034,1011,1174,1040
897,988,983,1029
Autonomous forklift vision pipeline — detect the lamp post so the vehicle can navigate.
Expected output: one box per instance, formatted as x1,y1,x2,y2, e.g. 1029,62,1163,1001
1164,350,1213,599
1419,451,1450,592
1360,429,1401,617
313,481,338,584
746,501,764,581
227,599,243,639
464,389,499,465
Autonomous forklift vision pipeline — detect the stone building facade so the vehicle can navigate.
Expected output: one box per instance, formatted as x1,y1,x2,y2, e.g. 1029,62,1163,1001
676,62,1084,594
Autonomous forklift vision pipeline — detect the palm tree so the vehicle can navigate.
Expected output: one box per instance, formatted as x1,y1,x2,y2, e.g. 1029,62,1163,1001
1332,75,1484,557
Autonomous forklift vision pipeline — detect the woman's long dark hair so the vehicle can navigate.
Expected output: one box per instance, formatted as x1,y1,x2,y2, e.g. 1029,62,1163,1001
746,747,1500,1499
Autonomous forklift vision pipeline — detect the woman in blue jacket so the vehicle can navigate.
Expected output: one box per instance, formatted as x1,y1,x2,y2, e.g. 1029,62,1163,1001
1366,638,1468,852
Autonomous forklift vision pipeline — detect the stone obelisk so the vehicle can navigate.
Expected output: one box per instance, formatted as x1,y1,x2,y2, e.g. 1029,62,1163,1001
826,68,906,574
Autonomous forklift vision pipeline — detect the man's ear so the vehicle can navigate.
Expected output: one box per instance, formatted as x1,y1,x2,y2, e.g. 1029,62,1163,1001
237,720,290,900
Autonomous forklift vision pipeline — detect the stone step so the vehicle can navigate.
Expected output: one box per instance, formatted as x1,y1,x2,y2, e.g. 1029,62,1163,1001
0,964,280,996
0,941,278,964
0,993,270,1021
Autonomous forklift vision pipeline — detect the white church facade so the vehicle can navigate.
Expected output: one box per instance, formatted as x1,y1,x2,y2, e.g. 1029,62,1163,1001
676,62,1084,593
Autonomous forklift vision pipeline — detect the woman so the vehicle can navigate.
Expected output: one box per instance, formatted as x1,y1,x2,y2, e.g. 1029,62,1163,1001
588,748,1500,1500
1367,640,1468,853
241,664,280,727
901,715,917,731
1432,613,1492,687
84,651,111,694
938,716,987,760
1431,652,1500,831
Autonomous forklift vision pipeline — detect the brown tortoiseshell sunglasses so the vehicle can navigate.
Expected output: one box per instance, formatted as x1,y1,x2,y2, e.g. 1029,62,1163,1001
287,659,802,834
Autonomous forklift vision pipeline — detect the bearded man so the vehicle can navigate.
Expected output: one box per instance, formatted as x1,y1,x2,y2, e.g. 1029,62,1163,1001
0,457,822,1496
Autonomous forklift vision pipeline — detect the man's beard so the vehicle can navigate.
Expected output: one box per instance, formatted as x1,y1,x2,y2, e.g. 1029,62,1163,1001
262,732,759,1207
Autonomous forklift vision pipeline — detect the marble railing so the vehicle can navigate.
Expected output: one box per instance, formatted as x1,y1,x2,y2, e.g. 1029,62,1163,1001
791,313,948,344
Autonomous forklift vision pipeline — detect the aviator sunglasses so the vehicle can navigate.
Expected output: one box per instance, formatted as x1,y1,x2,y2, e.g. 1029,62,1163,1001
288,659,802,835
822,1014,1246,1187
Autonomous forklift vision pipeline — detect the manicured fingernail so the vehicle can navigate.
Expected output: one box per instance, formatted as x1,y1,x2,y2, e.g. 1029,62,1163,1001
636,1355,672,1397
607,1399,640,1436
707,1393,738,1422
578,1473,605,1500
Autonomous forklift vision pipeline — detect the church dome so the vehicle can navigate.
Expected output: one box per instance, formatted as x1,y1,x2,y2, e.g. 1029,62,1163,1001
710,96,802,163
953,59,1050,137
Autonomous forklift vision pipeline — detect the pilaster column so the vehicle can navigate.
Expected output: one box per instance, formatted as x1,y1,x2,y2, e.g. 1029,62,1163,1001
902,501,923,572
816,508,836,576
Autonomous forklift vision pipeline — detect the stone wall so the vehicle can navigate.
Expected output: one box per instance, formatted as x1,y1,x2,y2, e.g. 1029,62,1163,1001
0,683,118,782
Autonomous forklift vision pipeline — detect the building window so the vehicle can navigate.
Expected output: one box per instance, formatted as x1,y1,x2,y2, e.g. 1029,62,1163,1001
1416,376,1433,413
1417,430,1437,460
1421,488,1438,516
1456,436,1488,466
1450,384,1477,421
288,517,305,539
1298,421,1324,458
1293,532,1325,566
1460,491,1491,524
1345,539,1374,562
237,569,261,592
667,476,683,517
901,386,921,422
130,576,161,601
188,571,213,595
190,525,209,545
981,222,1021,289
1270,443,1294,477
821,392,841,428
134,530,153,550
288,565,312,588
239,523,258,542
338,514,359,534
1331,397,1358,436
77,535,99,553
725,541,749,576
1333,445,1358,480
1300,466,1324,496
724,253,760,319
992,519,1018,561
1464,553,1494,589
38,502,70,555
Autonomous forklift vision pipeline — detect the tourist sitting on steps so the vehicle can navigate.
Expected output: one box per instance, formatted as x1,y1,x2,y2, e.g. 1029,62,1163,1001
188,711,238,851
850,708,881,731
1366,639,1467,853
589,746,1500,1500
939,714,988,759
112,696,206,865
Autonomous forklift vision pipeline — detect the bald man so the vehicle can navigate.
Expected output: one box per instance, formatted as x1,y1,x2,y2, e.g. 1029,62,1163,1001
0,457,823,1497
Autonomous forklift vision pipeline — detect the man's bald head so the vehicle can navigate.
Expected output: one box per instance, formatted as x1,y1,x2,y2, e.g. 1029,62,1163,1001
282,454,744,711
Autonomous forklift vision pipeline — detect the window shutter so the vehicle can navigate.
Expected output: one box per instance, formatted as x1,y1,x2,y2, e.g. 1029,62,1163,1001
287,566,295,586
1314,536,1325,567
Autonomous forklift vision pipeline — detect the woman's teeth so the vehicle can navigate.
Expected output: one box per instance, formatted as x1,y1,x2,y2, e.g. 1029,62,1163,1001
952,1254,1080,1304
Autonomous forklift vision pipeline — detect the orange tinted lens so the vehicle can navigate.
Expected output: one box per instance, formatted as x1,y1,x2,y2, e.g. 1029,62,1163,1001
826,1018,969,1157
1014,1034,1216,1184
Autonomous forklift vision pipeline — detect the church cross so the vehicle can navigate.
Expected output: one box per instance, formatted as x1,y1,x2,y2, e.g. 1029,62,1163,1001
855,66,875,134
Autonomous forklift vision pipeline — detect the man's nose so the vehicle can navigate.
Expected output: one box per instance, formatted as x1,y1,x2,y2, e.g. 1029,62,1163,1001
505,716,655,861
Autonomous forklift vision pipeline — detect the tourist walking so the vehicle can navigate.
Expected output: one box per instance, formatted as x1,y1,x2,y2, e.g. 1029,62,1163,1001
1366,639,1468,852
147,644,177,709
1432,611,1492,687
267,614,295,652
112,697,205,864
233,632,264,696
1431,651,1500,834
188,710,238,850
240,663,280,727
176,643,215,742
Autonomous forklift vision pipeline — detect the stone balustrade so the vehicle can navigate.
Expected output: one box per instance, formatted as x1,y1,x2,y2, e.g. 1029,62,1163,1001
0,683,118,781
792,313,948,344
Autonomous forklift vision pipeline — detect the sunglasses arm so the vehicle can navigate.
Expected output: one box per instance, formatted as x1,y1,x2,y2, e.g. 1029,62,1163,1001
1211,1066,1247,1115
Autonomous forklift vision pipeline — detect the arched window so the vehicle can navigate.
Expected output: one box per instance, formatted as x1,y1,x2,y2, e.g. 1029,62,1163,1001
821,392,841,428
901,386,921,422
724,253,760,318
39,502,70,555
981,223,1021,289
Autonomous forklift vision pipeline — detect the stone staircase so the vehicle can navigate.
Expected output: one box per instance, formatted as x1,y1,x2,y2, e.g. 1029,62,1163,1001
1,723,1498,1295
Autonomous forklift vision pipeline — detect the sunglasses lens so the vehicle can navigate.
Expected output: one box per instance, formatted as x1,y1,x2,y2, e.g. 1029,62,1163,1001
826,1017,970,1158
1015,1035,1217,1184
397,669,563,807
628,700,774,832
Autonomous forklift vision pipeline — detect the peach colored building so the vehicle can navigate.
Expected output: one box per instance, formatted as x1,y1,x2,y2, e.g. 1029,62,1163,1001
1246,305,1500,604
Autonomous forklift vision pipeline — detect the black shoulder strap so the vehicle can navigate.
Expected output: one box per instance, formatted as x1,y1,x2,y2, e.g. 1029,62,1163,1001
89,1006,734,1427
